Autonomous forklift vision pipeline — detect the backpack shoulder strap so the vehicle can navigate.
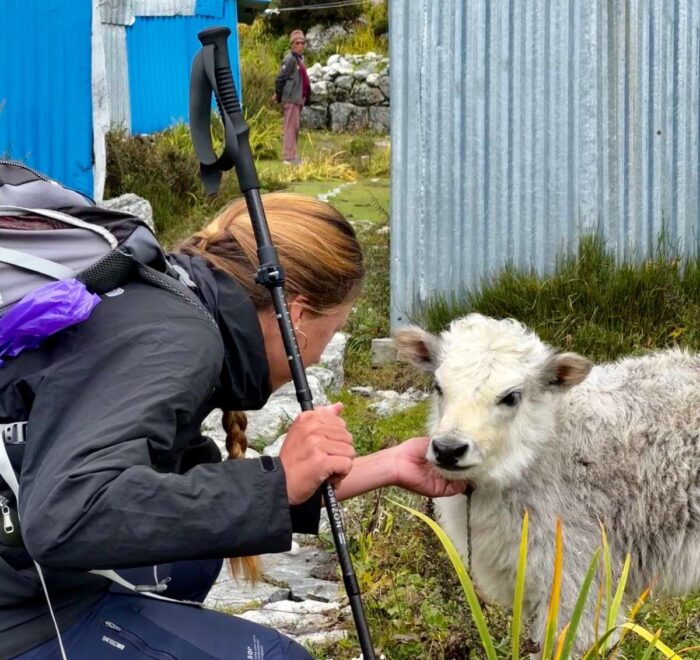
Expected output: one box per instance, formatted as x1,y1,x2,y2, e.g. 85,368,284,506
0,247,76,280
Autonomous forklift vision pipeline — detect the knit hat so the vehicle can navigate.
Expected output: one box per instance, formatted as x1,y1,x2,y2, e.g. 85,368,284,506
289,29,305,45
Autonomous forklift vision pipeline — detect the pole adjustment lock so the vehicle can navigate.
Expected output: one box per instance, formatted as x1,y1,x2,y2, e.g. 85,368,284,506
255,264,286,287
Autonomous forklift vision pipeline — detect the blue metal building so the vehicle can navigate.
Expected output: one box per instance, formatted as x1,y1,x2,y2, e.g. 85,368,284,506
0,0,268,200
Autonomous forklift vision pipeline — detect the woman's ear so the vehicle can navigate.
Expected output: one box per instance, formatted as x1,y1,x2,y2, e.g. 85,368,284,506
288,295,310,326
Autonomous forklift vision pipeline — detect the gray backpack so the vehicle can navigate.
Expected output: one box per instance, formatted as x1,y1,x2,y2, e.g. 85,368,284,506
0,160,209,319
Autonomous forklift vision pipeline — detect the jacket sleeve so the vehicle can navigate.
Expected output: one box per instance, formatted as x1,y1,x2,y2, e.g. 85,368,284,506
274,54,295,102
18,314,299,570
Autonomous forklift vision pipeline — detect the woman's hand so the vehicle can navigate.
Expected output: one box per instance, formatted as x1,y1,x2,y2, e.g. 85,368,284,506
389,437,467,498
279,403,355,505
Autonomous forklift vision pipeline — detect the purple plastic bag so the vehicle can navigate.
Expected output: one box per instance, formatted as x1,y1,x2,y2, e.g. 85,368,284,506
0,279,101,364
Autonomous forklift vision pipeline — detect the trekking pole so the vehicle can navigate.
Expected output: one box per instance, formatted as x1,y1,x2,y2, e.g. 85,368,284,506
189,26,376,659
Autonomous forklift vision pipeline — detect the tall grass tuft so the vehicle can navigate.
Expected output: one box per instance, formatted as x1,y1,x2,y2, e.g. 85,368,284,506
416,234,700,362
389,500,684,659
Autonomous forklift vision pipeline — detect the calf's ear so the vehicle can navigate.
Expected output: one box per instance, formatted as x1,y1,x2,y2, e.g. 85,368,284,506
392,325,440,372
542,352,593,389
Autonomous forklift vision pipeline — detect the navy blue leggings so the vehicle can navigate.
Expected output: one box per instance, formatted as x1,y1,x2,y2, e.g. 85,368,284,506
14,560,312,660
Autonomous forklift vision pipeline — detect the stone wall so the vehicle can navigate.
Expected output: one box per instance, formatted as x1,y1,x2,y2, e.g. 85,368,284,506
301,53,390,133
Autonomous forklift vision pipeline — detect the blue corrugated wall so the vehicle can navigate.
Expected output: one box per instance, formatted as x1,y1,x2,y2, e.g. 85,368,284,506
127,0,242,135
0,0,94,197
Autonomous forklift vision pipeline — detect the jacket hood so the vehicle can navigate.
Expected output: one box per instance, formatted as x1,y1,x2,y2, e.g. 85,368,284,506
168,253,272,410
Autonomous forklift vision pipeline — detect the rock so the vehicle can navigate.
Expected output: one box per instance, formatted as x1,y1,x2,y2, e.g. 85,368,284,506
295,629,347,646
334,74,354,91
335,57,353,75
102,193,154,231
330,103,369,132
350,386,375,397
327,53,341,66
238,599,341,632
263,433,285,457
378,74,390,100
263,545,340,603
371,337,398,366
367,387,430,418
366,72,380,87
245,375,329,445
306,62,323,81
353,69,369,81
319,332,347,392
309,80,331,103
204,568,289,611
301,105,328,130
369,106,391,132
305,24,348,53
306,365,335,391
352,82,385,106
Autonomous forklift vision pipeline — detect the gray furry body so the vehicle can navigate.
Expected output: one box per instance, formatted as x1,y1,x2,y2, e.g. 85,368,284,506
394,315,700,653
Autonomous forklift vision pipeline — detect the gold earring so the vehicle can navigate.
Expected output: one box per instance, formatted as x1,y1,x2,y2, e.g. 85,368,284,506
295,327,308,352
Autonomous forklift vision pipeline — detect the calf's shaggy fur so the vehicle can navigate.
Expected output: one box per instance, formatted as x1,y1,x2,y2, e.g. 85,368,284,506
394,314,700,653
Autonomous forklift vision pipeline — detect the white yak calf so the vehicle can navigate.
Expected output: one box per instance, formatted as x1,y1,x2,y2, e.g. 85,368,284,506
394,314,700,654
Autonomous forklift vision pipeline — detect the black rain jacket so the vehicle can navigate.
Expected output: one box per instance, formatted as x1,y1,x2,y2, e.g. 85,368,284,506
0,254,321,659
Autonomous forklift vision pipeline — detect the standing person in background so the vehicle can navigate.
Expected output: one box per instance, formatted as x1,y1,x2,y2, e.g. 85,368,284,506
273,29,311,165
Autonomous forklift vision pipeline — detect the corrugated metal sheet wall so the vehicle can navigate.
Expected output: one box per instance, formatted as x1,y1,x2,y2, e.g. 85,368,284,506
0,1,94,196
389,0,700,326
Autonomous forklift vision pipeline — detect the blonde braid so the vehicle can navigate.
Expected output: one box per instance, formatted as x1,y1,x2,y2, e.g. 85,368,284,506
222,410,262,583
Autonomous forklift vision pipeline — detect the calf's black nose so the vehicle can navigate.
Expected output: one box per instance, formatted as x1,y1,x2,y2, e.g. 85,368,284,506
432,437,469,467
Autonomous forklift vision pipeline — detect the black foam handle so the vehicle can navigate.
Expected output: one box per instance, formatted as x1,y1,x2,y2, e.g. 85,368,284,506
198,27,242,117
196,27,260,193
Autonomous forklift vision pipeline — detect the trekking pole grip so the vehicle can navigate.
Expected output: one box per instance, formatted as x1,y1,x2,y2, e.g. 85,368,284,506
197,27,242,117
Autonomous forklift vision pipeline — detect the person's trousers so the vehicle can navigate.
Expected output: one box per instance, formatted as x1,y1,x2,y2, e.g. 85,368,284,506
282,103,303,161
12,559,312,660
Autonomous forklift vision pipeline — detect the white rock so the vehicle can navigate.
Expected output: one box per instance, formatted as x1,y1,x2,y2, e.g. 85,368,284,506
350,386,375,397
319,332,348,392
307,62,323,80
263,433,285,457
102,193,154,232
306,365,335,390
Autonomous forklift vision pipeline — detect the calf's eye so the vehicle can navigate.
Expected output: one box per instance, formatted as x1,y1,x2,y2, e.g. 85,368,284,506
498,390,522,407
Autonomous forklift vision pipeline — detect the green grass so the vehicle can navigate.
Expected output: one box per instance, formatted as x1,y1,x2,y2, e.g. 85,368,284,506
416,234,700,362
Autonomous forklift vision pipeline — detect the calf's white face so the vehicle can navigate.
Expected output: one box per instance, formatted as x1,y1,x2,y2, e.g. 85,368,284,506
393,314,592,485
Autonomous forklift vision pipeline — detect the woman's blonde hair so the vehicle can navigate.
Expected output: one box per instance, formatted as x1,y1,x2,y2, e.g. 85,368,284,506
179,192,364,581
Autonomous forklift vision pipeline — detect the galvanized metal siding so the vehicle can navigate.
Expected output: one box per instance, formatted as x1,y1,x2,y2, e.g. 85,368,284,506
126,0,241,135
0,0,94,196
390,0,700,326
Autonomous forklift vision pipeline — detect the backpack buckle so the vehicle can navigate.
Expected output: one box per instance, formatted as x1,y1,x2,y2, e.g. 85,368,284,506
1,422,27,445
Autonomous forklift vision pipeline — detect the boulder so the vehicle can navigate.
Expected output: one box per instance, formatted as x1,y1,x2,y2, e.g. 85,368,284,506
351,82,385,106
102,193,154,231
301,105,328,130
378,74,390,100
369,106,391,132
309,80,331,104
305,24,348,53
306,62,323,81
318,332,347,392
329,102,369,132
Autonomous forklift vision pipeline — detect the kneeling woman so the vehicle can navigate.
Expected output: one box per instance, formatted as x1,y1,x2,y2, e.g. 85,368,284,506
0,193,463,659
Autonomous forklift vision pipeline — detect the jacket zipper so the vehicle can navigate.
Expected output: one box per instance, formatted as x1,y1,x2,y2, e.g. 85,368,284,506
0,496,14,534
0,159,51,182
102,621,179,660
